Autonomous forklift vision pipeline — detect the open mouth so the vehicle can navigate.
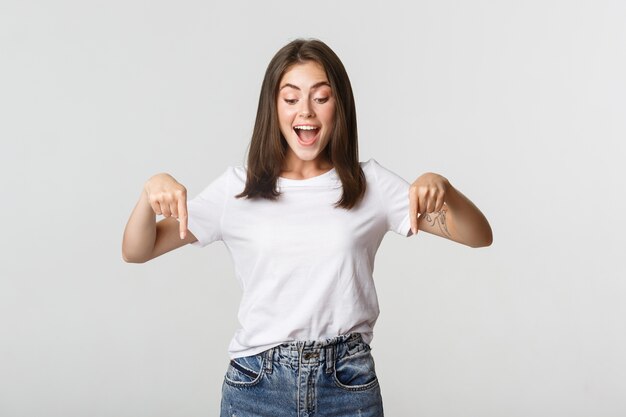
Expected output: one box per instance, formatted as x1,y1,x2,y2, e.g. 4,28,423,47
293,126,320,145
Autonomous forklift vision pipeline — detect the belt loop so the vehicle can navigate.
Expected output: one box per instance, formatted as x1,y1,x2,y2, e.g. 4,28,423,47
265,348,274,374
325,344,335,374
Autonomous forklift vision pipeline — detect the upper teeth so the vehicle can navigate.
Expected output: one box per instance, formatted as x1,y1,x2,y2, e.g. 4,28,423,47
294,126,318,130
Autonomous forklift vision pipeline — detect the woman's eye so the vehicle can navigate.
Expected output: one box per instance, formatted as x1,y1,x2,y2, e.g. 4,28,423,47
284,99,297,105
315,97,329,104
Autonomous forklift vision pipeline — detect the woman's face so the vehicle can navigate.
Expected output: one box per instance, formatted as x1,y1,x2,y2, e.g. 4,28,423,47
276,60,336,167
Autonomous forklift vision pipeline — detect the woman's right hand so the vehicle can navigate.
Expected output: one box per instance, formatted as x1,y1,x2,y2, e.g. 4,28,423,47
144,173,189,239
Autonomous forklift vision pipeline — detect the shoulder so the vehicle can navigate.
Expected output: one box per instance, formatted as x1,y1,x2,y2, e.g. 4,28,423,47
192,165,238,199
211,165,241,185
231,164,246,180
360,158,405,183
359,158,378,178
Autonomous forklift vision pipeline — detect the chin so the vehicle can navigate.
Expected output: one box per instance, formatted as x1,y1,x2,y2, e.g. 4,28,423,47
294,151,321,161
287,141,320,155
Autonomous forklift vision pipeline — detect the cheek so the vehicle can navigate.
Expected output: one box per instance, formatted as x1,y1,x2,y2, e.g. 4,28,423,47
322,103,336,125
277,111,293,137
323,111,336,130
277,106,297,123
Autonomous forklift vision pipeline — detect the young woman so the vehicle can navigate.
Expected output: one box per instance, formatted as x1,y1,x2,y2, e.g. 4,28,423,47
122,38,492,417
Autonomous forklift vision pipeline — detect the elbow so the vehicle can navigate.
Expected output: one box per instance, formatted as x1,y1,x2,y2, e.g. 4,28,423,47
122,252,137,263
121,235,153,263
469,230,493,248
471,238,492,248
121,248,149,264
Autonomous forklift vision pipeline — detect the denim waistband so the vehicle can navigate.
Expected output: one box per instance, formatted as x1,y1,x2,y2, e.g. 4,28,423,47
262,333,371,375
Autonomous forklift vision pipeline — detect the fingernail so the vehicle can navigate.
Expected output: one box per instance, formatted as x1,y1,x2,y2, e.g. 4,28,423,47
180,232,185,240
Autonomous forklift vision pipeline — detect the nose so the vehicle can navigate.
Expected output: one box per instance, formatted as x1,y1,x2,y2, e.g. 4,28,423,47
299,100,314,118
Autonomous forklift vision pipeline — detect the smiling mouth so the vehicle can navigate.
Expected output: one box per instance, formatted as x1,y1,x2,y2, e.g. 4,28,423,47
293,126,320,143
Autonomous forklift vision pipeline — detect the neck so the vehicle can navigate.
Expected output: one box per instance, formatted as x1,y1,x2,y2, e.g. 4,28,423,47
280,156,333,180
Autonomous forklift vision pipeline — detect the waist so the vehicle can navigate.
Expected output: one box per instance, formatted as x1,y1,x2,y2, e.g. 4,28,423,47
263,332,371,366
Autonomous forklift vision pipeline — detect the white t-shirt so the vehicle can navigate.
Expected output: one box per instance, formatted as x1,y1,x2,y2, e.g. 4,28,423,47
186,158,413,359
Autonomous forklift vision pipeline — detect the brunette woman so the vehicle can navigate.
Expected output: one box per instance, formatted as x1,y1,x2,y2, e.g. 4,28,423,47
122,38,492,417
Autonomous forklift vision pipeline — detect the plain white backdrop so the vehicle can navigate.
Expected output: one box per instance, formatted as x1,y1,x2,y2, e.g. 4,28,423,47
1,0,625,416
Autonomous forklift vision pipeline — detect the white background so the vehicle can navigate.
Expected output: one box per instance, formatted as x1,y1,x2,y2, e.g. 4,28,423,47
1,0,625,416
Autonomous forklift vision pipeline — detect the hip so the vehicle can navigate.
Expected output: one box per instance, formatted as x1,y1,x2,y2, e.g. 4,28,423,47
220,332,384,417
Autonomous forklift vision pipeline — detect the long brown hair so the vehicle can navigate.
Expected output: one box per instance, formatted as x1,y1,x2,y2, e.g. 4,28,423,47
235,38,366,210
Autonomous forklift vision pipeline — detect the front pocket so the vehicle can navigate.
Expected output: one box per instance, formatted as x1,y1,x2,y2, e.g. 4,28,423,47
224,354,266,387
333,348,379,391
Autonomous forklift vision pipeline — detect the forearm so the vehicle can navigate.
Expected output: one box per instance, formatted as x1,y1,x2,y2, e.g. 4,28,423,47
444,185,493,248
122,190,157,263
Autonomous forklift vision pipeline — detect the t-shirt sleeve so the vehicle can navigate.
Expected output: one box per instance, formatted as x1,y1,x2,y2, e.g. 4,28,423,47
371,158,413,237
185,167,231,247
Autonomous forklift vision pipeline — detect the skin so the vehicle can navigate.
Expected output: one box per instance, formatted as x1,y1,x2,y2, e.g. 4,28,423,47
408,173,493,248
121,62,492,263
275,62,492,247
276,61,335,179
122,173,196,263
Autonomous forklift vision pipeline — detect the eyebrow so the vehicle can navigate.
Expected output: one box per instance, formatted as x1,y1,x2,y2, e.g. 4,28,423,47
279,81,331,91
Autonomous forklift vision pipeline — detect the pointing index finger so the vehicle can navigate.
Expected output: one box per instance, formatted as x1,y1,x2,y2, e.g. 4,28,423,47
178,196,188,240
409,189,419,236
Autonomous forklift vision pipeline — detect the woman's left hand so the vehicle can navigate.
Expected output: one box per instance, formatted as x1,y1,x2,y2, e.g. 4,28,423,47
409,172,451,235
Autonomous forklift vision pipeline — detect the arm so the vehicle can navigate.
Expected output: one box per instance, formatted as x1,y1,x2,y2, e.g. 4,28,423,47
122,174,198,263
409,174,493,248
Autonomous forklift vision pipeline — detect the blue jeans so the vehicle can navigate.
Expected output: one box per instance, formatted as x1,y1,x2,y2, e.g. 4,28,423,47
220,332,384,417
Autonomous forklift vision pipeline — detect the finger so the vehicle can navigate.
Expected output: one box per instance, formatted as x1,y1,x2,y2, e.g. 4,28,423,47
415,208,422,235
435,190,445,213
178,197,188,240
409,188,419,235
169,201,178,219
426,190,436,213
418,192,427,215
151,200,163,216
161,200,172,217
